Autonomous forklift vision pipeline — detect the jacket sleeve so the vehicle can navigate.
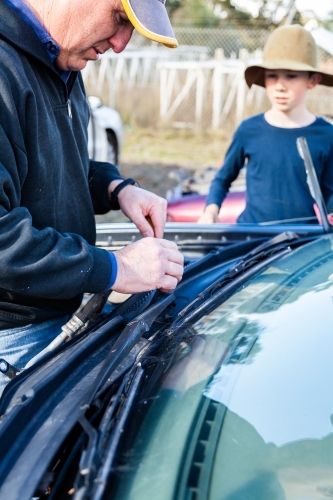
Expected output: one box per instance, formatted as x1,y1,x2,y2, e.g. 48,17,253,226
88,160,123,214
205,124,246,208
0,40,117,302
0,125,112,300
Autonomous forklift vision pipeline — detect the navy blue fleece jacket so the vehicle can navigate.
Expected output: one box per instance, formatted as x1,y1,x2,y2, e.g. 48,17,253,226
206,114,333,223
0,1,122,326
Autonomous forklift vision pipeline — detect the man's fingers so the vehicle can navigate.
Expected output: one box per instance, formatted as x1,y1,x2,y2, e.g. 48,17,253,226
164,247,185,267
112,237,184,294
148,211,166,239
117,185,167,238
150,223,164,239
131,212,154,238
158,238,181,250
165,261,184,283
160,276,178,293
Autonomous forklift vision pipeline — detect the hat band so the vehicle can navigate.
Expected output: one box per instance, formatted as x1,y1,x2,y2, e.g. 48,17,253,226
121,0,178,48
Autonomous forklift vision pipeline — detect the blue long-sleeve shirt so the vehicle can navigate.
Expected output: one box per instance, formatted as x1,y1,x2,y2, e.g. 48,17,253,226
206,114,333,223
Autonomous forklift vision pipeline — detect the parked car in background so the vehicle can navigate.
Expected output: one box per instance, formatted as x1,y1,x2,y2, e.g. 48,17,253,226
87,95,123,166
167,191,246,223
166,167,246,223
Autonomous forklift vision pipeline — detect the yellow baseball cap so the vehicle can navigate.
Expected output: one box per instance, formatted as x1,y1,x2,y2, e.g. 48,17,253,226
121,0,178,48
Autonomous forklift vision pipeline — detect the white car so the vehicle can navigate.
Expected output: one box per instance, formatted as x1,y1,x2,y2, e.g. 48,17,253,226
87,95,123,166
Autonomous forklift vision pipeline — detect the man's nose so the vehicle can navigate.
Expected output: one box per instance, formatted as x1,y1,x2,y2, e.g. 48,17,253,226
109,26,134,53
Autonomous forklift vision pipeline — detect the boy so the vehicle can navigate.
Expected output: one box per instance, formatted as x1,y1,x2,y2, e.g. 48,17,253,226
198,24,333,224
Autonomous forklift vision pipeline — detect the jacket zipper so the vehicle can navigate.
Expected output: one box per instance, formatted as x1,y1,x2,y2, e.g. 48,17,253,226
65,72,77,119
67,99,72,118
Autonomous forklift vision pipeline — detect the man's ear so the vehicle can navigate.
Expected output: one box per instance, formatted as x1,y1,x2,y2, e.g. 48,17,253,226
308,72,322,89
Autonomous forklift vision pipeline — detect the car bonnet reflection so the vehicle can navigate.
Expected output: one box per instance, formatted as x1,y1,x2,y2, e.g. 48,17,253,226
113,237,333,500
203,279,333,499
204,282,333,446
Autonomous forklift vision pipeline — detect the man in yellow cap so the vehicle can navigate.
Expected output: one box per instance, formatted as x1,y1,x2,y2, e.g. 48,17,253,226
198,24,333,224
0,0,181,395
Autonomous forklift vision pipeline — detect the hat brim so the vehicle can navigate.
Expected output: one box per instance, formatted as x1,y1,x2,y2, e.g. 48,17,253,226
245,60,333,88
121,0,178,48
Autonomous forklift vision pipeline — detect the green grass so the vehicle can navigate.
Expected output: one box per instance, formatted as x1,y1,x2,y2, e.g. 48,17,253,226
121,126,231,168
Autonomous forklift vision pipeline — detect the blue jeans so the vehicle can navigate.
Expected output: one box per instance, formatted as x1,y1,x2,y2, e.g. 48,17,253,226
0,315,70,396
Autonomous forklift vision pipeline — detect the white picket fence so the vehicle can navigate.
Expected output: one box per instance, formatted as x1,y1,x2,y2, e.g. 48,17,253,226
81,28,333,130
158,52,267,129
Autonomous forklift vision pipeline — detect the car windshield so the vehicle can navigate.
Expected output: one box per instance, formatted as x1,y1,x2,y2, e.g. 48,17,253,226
112,235,333,500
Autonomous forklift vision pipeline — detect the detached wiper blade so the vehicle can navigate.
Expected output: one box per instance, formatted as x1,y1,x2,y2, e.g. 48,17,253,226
297,136,332,233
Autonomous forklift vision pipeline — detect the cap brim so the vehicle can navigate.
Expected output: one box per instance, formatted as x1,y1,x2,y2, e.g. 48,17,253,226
121,0,178,48
245,61,333,88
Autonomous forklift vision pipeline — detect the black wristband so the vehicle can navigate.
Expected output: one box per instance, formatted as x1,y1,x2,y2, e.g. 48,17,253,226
112,178,139,197
109,178,139,210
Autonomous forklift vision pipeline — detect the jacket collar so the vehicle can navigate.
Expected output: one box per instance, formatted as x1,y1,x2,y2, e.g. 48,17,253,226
0,0,58,73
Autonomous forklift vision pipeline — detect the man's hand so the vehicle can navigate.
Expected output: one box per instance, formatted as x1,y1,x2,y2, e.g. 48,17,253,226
113,238,184,293
109,181,167,238
197,204,220,224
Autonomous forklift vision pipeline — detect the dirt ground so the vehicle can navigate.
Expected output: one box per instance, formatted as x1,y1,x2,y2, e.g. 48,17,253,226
95,127,231,224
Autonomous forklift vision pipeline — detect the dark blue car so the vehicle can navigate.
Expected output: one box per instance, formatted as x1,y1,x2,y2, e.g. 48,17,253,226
0,220,332,500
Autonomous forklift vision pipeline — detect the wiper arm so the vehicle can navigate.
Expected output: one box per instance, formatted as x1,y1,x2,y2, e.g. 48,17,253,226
244,231,298,258
82,292,175,408
68,294,175,498
172,247,291,333
71,366,143,500
178,231,298,319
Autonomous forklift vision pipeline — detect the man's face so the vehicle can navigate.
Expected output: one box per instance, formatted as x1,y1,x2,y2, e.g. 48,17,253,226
264,69,321,112
51,0,134,71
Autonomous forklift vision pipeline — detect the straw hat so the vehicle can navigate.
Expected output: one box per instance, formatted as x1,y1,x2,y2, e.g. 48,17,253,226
244,24,333,88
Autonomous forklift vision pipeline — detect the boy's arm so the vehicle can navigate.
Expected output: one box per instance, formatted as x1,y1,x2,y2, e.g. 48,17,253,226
198,126,246,222
197,203,220,223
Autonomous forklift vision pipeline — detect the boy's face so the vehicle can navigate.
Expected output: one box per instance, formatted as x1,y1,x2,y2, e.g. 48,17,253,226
264,69,321,112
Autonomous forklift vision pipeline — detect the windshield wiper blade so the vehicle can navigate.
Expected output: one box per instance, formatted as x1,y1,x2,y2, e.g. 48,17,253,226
177,232,298,319
70,366,143,500
172,247,291,333
81,292,175,408
244,231,298,258
67,294,176,498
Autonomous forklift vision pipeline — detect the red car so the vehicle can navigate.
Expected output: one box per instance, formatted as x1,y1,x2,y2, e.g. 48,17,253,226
167,191,246,223
167,193,333,226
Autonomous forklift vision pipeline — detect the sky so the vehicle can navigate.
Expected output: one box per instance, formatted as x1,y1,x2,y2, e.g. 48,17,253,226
233,0,333,22
295,0,333,20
